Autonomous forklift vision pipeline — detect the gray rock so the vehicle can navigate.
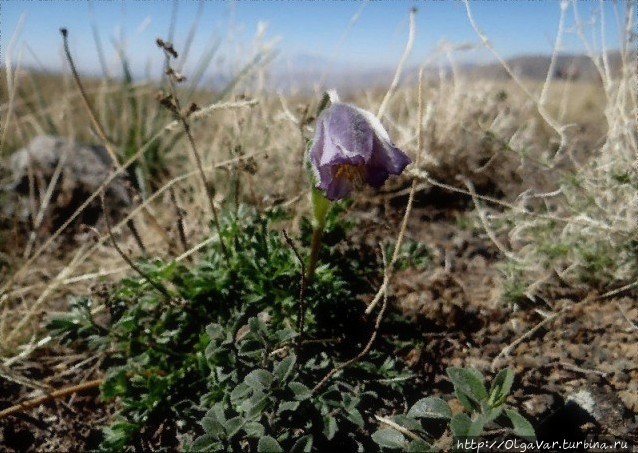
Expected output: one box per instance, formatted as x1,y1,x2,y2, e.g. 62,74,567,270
566,387,628,435
1,135,130,232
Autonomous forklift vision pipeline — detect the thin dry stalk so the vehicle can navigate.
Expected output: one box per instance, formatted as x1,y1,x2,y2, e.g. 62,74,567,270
0,13,26,151
61,28,173,251
377,8,416,120
616,302,638,332
490,298,587,372
0,103,259,302
169,186,190,254
159,43,229,261
3,336,52,367
163,99,258,131
462,177,520,263
60,29,118,166
374,415,425,442
0,364,51,392
0,131,161,298
409,168,619,233
539,0,569,106
2,153,267,346
4,246,88,346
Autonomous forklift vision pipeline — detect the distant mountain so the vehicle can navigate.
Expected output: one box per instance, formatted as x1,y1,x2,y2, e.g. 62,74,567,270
460,52,623,81
270,51,624,94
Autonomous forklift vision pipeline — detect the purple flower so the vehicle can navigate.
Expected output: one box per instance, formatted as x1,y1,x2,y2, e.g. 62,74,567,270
309,102,411,201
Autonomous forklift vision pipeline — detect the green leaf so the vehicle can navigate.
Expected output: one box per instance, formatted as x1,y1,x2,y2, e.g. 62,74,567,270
206,403,226,424
258,436,283,453
291,434,313,453
277,400,300,414
225,416,243,437
248,317,268,340
101,368,128,399
244,391,270,419
274,328,298,343
231,383,252,404
450,413,471,437
206,323,224,341
273,354,296,383
391,415,423,433
371,428,406,449
407,439,431,452
288,381,312,401
468,417,485,437
323,415,337,440
190,434,221,452
484,406,503,423
489,368,514,408
200,416,224,439
447,367,488,403
101,419,137,451
243,421,265,438
455,390,477,412
450,413,484,437
504,409,535,438
407,397,452,419
245,369,273,391
346,408,364,428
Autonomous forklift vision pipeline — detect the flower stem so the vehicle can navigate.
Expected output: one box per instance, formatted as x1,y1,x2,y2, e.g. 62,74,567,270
307,227,323,284
307,188,330,283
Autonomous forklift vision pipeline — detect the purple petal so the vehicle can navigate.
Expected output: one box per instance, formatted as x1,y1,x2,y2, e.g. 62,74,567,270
322,174,354,201
308,100,411,200
320,103,373,166
365,139,411,188
309,118,328,183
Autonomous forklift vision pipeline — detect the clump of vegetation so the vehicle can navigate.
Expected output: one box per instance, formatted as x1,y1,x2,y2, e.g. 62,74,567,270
49,205,423,450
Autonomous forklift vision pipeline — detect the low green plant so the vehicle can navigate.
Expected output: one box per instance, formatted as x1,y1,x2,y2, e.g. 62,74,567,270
191,314,411,452
371,367,535,451
49,204,420,451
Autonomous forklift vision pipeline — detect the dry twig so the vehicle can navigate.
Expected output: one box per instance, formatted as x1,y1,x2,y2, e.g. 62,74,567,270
0,378,103,419
374,415,425,442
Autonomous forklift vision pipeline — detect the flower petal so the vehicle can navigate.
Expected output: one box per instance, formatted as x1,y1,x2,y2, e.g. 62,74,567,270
319,104,373,166
365,140,411,187
323,172,354,201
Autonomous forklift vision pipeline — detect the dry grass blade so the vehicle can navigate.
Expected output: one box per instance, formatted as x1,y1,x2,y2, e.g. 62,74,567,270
23,146,69,259
377,8,416,120
0,13,27,152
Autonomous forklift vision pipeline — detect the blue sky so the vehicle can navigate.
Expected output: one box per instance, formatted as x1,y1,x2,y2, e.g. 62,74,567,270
1,0,628,80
